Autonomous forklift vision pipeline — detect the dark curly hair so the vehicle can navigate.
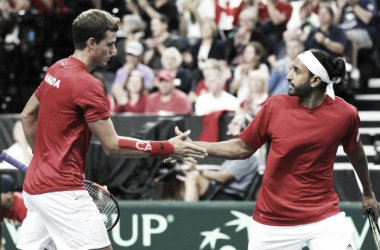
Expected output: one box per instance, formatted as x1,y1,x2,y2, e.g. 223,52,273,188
310,49,346,92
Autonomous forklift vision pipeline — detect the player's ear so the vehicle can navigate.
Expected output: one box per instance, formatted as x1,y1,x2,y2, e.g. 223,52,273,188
87,38,96,49
310,76,322,88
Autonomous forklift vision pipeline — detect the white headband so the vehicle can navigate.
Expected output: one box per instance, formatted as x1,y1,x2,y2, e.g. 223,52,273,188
297,51,341,100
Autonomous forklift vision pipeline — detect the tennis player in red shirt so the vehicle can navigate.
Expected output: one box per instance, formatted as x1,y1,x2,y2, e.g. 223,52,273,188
17,9,206,250
171,49,378,249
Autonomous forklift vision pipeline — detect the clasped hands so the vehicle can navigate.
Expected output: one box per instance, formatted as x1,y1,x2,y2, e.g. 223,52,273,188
166,127,205,163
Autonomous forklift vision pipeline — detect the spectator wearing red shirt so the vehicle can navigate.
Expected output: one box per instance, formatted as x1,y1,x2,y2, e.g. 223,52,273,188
145,70,193,115
116,71,148,113
1,174,27,224
254,0,292,57
1,174,27,250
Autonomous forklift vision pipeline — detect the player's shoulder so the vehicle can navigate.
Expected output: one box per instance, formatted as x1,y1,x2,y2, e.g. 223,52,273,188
74,72,102,90
266,94,294,105
332,96,358,114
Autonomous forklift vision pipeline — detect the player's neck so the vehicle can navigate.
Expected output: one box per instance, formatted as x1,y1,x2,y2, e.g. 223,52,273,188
299,91,326,109
73,50,94,72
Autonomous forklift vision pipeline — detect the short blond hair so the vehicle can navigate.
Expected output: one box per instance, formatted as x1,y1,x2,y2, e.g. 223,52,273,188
248,71,268,92
161,47,183,69
239,7,257,23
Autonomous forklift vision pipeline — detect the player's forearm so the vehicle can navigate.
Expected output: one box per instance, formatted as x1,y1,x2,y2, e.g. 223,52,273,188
20,121,37,151
103,141,144,157
105,136,152,157
348,143,374,195
20,113,38,151
20,95,39,150
194,139,256,160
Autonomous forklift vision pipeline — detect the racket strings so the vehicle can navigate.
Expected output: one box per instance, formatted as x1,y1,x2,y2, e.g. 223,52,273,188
84,182,119,230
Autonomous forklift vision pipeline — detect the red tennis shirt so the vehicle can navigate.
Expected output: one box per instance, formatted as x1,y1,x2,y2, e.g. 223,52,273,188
23,56,111,194
239,94,360,226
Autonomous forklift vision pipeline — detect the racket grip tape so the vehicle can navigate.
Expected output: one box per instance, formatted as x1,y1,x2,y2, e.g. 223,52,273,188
0,150,29,173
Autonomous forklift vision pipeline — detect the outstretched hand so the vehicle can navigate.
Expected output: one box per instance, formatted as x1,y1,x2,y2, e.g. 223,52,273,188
165,127,205,163
174,126,192,142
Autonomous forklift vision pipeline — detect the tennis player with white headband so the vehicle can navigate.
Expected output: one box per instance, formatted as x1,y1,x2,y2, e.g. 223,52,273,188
297,50,341,100
170,49,379,249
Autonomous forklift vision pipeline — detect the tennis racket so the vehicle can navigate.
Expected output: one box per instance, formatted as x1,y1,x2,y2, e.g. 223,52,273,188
353,170,380,249
367,207,380,250
0,150,120,231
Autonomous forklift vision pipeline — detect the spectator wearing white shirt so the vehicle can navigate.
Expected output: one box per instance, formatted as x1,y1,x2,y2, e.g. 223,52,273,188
195,69,239,115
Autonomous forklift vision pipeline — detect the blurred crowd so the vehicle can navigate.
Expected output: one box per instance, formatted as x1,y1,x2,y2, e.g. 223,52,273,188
1,0,380,115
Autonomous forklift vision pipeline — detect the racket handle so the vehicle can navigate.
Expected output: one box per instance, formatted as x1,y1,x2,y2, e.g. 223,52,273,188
0,150,29,173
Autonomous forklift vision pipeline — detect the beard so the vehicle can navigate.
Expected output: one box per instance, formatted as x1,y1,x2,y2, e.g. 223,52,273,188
288,78,313,97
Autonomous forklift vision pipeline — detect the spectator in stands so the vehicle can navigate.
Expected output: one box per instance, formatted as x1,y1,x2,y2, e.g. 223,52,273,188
183,19,225,70
93,71,118,113
195,69,239,115
268,37,304,95
1,174,27,250
285,0,320,42
254,0,293,57
215,0,244,37
31,0,68,14
11,0,31,11
226,7,265,66
1,174,27,224
0,120,32,169
230,41,269,101
115,71,148,113
253,0,292,57
179,0,216,42
0,0,11,41
133,0,179,37
334,0,378,82
183,113,259,201
239,71,270,115
1,0,36,48
145,69,193,115
112,41,154,107
305,5,347,58
143,15,185,70
109,14,145,72
188,58,231,104
160,47,193,94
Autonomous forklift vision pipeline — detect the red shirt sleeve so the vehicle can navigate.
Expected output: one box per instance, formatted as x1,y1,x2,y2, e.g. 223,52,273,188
34,79,46,101
72,75,111,122
341,109,361,154
239,99,271,149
